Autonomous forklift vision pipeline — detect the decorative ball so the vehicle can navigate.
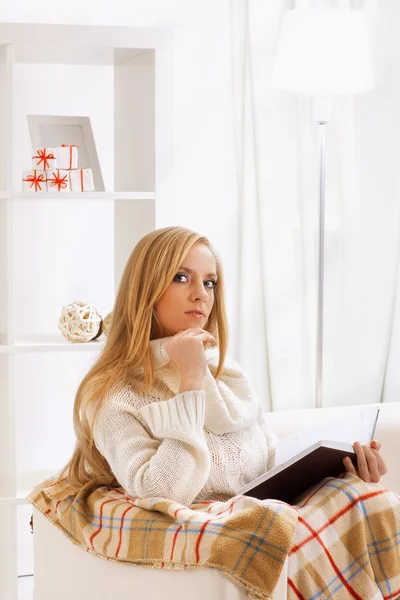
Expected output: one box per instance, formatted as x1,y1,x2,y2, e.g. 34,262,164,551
58,301,102,343
102,312,112,337
91,319,104,340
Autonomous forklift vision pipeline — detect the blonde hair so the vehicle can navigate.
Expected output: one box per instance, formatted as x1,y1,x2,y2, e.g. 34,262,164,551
62,226,228,488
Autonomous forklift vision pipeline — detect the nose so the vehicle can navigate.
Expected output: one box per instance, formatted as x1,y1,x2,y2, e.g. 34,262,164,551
189,279,208,302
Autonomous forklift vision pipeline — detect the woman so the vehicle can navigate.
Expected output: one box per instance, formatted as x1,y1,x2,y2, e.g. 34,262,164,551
65,226,277,505
65,225,386,500
30,226,399,600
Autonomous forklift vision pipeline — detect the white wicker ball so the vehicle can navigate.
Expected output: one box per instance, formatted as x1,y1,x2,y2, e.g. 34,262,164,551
59,301,102,343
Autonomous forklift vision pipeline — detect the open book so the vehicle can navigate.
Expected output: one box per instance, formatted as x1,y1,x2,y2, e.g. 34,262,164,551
237,407,380,504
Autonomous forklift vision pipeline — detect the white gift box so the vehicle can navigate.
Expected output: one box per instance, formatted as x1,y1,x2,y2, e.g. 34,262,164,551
55,145,78,170
69,168,94,192
22,170,47,192
32,148,56,170
46,169,71,192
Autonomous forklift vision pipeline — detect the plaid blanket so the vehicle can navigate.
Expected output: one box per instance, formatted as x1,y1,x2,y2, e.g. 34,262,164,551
288,475,400,600
27,473,400,600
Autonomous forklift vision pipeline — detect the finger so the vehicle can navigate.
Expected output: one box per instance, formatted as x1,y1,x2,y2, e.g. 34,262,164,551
194,331,218,345
183,328,216,343
370,439,381,451
379,456,388,476
202,335,218,346
343,456,357,475
369,446,388,477
368,440,388,475
177,330,189,338
362,445,380,483
353,442,370,482
180,328,204,337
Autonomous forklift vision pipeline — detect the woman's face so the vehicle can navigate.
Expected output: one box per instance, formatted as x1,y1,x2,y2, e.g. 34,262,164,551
154,243,217,338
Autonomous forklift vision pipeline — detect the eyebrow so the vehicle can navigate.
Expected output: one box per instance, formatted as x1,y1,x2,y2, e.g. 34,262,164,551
179,266,218,278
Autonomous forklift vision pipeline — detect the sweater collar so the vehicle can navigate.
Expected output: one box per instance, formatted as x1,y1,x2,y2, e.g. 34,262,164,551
149,336,173,370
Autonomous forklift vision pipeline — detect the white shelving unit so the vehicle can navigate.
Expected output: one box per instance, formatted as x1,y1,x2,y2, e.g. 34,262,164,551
0,22,173,600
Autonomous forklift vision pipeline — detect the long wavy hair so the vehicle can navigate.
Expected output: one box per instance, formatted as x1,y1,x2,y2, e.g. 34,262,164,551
61,226,228,488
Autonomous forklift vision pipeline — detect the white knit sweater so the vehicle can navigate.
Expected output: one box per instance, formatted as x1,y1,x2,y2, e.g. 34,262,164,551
93,337,277,506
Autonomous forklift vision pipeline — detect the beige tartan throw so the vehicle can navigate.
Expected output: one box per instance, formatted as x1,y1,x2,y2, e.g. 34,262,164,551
27,473,400,600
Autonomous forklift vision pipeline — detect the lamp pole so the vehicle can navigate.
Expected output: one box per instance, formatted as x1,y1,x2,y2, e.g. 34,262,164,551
314,97,331,409
315,121,326,409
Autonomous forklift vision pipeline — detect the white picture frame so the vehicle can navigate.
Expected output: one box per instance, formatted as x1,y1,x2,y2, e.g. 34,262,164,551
27,114,105,191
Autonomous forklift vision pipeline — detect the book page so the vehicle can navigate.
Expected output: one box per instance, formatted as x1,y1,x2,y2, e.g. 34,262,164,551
275,407,379,466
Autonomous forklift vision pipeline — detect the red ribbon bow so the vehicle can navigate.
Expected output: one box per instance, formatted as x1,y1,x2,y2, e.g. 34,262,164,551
23,171,46,191
48,170,69,191
33,148,55,170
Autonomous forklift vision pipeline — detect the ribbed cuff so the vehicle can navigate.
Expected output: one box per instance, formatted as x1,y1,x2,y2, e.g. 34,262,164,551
140,391,206,439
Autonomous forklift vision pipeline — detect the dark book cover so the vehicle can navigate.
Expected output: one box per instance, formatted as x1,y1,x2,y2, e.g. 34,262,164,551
238,441,357,504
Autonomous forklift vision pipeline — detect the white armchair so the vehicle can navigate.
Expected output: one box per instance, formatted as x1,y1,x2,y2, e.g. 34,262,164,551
32,402,400,600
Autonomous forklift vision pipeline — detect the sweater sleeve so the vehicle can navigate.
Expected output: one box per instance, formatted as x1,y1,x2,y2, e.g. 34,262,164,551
93,387,211,506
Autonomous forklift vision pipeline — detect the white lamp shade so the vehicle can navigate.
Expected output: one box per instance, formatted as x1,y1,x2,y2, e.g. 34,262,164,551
272,8,374,96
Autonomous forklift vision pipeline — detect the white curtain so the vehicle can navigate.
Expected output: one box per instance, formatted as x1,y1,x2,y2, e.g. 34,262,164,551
230,0,400,411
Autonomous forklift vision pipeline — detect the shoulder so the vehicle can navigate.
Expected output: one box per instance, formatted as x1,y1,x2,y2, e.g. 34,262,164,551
106,383,138,407
104,382,164,412
89,383,143,424
88,384,134,424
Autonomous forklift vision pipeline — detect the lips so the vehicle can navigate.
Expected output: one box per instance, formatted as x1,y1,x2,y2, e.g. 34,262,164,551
185,311,205,317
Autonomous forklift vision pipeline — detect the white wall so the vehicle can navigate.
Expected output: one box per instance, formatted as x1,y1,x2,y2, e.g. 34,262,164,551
0,0,239,343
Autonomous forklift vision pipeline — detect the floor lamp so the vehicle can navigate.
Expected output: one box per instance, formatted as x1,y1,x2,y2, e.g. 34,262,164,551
272,8,374,408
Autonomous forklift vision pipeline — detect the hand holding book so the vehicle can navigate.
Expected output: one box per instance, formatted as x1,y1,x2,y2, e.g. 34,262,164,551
342,439,387,483
237,407,384,504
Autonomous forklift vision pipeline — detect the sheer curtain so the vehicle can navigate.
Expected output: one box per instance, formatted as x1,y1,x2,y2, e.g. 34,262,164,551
230,0,400,411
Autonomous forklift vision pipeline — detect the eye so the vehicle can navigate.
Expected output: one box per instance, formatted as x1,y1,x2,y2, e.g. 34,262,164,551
173,273,189,283
205,279,217,289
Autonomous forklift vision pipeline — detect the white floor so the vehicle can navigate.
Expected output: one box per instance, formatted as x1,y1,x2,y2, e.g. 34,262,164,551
18,576,33,600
